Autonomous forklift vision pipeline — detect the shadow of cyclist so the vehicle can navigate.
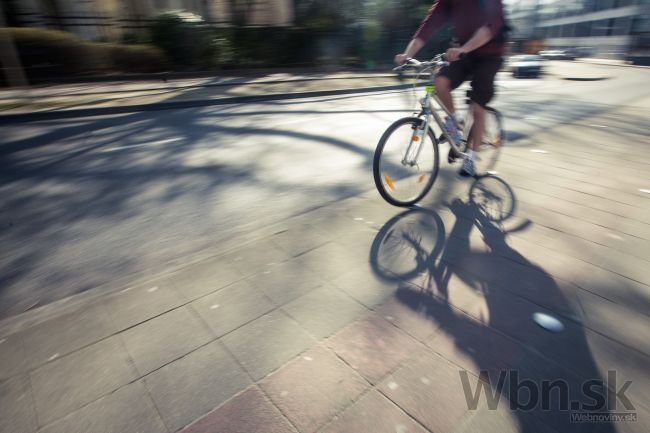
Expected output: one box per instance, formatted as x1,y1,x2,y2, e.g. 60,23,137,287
372,176,616,433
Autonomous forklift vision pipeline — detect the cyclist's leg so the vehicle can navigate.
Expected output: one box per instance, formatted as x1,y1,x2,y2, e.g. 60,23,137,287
469,103,485,152
468,56,503,152
435,59,469,115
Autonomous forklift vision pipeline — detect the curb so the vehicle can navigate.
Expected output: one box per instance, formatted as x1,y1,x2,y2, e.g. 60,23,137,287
575,59,650,69
9,67,390,85
0,83,419,124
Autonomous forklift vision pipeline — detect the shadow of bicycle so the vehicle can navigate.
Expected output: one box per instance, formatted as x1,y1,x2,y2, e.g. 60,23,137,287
370,175,616,433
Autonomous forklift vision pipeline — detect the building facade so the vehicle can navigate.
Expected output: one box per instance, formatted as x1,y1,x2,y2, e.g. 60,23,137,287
507,0,650,58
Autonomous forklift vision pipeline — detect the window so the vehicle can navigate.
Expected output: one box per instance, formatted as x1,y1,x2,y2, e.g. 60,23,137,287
562,23,576,37
590,19,608,36
576,20,591,36
612,17,630,35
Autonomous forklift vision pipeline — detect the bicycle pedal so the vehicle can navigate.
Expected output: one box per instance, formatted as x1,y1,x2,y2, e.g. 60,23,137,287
447,148,462,164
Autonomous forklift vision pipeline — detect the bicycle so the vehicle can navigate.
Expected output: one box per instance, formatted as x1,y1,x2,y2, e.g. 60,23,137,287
373,54,505,207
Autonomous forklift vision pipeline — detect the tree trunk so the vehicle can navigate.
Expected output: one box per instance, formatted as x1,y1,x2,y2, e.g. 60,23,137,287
0,2,29,87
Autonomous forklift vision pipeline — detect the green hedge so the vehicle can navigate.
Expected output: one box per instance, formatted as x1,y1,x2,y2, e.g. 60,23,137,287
5,27,169,80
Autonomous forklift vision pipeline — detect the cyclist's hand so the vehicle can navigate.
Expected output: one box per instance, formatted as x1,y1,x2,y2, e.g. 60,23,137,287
445,48,465,62
394,53,409,65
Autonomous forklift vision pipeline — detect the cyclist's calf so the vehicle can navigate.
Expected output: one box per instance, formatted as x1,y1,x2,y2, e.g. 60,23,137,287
434,75,455,114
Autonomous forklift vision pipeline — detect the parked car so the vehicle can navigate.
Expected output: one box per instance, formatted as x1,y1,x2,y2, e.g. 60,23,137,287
538,50,575,60
509,55,544,78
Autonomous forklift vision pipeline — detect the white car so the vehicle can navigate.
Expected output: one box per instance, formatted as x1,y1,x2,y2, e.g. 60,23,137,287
509,55,543,78
539,50,576,60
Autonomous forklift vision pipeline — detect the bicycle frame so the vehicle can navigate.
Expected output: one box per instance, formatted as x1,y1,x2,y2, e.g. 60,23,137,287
402,84,469,165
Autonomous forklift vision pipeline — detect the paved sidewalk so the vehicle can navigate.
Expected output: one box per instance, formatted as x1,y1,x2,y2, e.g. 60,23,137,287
1,94,649,433
0,73,400,119
0,61,620,123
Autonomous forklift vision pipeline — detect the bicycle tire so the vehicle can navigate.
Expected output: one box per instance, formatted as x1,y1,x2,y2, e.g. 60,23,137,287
462,107,505,175
373,117,440,207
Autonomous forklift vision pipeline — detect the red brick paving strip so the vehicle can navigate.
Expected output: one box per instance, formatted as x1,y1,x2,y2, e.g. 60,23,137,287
320,390,429,433
260,344,368,433
326,312,423,384
181,387,296,433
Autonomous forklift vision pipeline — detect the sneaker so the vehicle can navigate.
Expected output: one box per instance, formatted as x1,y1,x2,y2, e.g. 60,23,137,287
459,158,475,177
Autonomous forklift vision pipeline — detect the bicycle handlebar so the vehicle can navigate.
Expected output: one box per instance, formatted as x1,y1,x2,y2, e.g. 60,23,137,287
392,54,449,72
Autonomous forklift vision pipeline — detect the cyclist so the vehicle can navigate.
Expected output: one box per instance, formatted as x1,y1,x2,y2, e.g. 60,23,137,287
394,0,507,177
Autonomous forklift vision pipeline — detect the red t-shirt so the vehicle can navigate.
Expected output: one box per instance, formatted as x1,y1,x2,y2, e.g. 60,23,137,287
413,0,505,56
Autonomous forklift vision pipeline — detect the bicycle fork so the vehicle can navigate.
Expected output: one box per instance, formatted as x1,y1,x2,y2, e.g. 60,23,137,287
402,116,429,167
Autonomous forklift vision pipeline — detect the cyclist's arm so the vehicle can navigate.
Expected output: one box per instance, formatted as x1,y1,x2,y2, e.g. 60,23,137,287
396,0,449,62
413,0,450,43
460,0,503,53
400,38,425,60
461,0,503,53
459,26,495,53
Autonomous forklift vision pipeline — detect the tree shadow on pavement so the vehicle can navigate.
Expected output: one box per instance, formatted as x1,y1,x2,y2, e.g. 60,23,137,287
0,82,425,318
370,176,620,433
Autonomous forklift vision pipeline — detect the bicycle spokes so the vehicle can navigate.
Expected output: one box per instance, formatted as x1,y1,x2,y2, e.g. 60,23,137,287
374,118,439,206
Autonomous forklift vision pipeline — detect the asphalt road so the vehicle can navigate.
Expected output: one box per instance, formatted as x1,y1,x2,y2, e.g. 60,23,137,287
1,62,648,319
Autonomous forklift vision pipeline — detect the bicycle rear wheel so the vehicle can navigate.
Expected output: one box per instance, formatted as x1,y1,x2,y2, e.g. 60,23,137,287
463,107,505,175
373,117,440,207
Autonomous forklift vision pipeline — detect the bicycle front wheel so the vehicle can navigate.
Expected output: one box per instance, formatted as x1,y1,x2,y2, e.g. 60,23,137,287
373,117,440,207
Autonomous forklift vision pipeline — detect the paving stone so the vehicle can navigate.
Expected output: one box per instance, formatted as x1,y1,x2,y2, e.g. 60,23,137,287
120,306,213,375
170,259,243,301
572,272,650,320
183,386,296,433
145,340,251,432
378,348,478,433
375,289,441,343
221,309,315,381
509,348,616,433
612,406,650,433
320,390,429,433
452,389,561,433
326,312,422,384
305,211,372,240
412,263,493,322
103,280,185,331
425,307,527,379
343,197,407,224
436,237,583,321
577,289,650,356
30,336,137,425
283,285,367,339
247,260,324,306
0,375,37,433
330,267,399,309
443,284,597,380
587,329,650,410
332,226,381,256
268,223,331,257
39,381,166,433
191,280,275,337
21,301,115,369
0,333,26,380
261,345,368,433
226,240,290,276
527,226,650,284
294,242,363,282
507,233,650,292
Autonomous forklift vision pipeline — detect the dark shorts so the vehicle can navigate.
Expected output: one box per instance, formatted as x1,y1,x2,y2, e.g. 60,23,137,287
438,55,503,107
